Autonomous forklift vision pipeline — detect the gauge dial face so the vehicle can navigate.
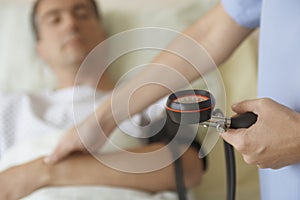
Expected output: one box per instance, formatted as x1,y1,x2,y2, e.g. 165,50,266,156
173,95,209,104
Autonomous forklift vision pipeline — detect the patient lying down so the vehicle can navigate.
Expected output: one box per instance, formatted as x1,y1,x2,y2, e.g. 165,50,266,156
0,0,204,199
0,85,203,200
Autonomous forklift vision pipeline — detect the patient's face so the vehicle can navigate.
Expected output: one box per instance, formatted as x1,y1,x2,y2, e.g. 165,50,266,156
36,0,106,68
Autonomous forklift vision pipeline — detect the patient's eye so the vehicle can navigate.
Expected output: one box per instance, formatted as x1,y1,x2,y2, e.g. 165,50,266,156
42,12,61,26
73,5,94,20
47,15,61,25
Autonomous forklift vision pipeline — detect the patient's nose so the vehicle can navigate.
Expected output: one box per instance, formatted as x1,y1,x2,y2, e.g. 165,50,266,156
63,13,79,32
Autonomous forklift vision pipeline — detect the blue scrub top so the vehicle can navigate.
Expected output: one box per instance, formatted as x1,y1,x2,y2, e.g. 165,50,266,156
222,0,300,199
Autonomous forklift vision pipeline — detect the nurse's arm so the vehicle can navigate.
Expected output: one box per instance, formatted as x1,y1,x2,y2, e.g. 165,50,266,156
49,2,255,164
97,2,254,127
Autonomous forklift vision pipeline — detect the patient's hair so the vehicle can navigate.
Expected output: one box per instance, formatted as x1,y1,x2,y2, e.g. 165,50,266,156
31,0,101,40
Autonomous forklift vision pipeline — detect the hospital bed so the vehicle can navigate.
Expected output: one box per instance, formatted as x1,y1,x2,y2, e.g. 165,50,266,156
0,0,259,199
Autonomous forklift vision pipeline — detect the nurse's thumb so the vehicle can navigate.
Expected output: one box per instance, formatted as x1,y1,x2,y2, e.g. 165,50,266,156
231,99,256,114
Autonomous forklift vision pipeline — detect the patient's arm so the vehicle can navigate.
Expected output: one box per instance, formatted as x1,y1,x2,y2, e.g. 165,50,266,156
0,157,50,200
0,143,203,200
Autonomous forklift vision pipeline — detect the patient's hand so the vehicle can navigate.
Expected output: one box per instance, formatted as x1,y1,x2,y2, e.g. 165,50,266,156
45,111,113,164
0,158,50,200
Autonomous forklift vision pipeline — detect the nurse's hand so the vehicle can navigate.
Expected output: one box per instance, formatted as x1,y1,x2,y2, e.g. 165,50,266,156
221,98,300,169
44,111,115,164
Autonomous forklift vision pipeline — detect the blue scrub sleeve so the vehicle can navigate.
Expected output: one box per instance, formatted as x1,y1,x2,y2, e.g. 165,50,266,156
221,0,262,29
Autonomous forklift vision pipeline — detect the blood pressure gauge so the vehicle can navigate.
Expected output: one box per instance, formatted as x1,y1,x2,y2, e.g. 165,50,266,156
166,89,257,131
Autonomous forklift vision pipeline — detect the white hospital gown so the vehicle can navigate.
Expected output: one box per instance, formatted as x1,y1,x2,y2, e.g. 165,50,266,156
0,86,107,158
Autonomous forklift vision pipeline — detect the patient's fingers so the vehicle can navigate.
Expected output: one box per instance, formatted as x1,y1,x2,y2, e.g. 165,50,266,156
44,128,83,164
44,143,71,164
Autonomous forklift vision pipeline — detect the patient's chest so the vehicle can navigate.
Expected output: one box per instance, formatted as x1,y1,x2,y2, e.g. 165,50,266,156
0,86,106,158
